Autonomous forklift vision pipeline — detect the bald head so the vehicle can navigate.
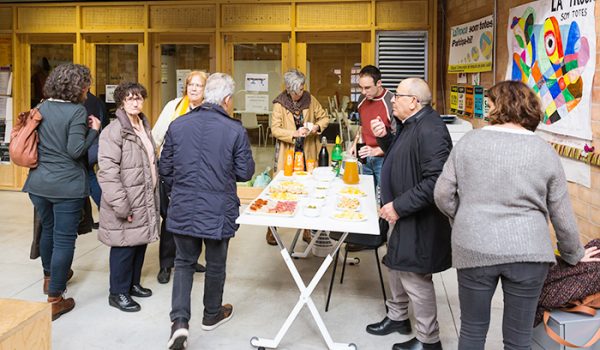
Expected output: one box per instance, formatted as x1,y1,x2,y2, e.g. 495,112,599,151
392,78,432,121
398,78,432,106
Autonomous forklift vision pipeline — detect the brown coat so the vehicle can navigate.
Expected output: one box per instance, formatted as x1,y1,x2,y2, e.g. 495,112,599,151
271,95,329,173
97,109,160,247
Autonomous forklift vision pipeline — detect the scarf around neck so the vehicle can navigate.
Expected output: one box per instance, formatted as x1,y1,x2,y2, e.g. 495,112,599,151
171,95,190,122
273,91,311,116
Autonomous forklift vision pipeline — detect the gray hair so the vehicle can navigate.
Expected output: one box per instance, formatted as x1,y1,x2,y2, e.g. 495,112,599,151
284,69,306,95
203,73,235,105
401,78,432,106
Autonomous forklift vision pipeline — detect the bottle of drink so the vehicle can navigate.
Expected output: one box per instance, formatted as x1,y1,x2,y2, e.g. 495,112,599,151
284,149,294,176
356,126,366,164
318,136,329,167
331,135,343,176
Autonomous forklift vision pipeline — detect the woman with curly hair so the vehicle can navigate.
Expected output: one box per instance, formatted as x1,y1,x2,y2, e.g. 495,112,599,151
98,82,160,312
23,63,101,320
433,80,600,349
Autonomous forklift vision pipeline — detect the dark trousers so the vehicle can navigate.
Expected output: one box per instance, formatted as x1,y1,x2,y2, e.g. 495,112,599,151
159,179,176,268
89,169,101,209
109,244,147,294
29,194,83,295
457,262,550,350
170,234,229,322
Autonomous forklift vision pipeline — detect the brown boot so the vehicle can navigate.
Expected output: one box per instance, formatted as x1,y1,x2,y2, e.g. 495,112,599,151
43,269,74,295
302,230,313,244
47,295,75,321
266,228,277,246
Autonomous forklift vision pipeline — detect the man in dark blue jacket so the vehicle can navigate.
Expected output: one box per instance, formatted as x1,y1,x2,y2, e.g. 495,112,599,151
161,73,254,350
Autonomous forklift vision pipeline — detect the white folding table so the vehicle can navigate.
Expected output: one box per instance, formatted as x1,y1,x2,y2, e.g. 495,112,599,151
236,172,379,350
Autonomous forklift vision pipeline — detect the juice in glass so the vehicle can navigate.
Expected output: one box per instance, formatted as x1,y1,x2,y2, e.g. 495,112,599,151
343,158,360,184
284,150,294,176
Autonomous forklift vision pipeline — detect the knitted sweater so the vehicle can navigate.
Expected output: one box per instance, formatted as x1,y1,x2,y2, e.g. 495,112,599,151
433,126,584,269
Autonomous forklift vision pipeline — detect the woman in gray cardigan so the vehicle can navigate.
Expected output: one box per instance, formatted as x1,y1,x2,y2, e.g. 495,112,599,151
98,82,159,313
23,63,101,320
433,80,600,350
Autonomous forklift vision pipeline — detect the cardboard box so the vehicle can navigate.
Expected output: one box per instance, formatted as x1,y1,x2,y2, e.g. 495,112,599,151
236,186,264,205
532,310,600,349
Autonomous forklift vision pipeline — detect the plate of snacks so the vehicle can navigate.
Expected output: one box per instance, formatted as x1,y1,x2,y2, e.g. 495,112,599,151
336,196,360,211
247,198,298,217
303,202,321,217
269,181,308,196
293,171,311,180
338,186,366,197
331,210,366,222
270,192,299,201
314,182,330,191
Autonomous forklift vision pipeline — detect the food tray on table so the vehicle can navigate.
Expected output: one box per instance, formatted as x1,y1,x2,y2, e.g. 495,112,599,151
269,181,308,196
338,186,367,197
331,210,367,222
246,198,299,217
336,196,361,211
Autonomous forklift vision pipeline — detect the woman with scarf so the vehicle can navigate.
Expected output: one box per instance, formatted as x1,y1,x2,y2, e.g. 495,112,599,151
267,69,329,245
152,71,208,283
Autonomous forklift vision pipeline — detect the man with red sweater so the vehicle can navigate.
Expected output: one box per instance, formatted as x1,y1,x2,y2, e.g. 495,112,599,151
351,65,395,191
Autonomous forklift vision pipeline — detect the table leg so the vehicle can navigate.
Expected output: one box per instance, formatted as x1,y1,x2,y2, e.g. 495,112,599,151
291,230,321,258
250,228,357,350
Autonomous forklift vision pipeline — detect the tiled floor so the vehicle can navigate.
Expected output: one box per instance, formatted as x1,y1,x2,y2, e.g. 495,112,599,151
0,145,505,350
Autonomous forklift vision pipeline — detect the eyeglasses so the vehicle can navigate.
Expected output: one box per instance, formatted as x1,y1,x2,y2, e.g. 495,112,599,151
124,96,144,104
187,83,204,89
394,93,420,103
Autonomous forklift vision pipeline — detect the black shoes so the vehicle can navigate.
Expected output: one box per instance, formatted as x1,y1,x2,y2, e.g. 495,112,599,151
92,222,99,230
109,293,141,312
201,304,234,331
366,317,412,336
392,338,442,350
158,268,171,284
130,284,152,297
194,263,206,273
168,318,189,350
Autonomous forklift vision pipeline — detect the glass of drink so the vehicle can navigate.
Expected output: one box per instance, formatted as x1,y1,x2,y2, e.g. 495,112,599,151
342,157,360,184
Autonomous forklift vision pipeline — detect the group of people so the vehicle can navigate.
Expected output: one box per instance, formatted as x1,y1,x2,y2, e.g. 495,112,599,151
23,62,600,350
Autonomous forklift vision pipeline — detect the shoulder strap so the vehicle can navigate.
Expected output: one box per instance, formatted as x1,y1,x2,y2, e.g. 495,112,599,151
543,311,600,348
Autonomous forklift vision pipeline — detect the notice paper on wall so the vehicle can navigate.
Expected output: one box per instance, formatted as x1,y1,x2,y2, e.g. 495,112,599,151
245,94,270,113
245,73,268,92
176,69,191,98
105,85,117,103
0,69,11,96
448,15,494,73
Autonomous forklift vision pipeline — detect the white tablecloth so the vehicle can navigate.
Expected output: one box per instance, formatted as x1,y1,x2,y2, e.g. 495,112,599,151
236,171,379,236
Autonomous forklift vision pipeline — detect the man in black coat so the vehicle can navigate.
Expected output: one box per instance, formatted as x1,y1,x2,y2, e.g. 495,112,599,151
366,78,452,350
161,73,255,350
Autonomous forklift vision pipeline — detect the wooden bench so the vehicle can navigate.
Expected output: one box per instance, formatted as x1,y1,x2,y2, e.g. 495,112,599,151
0,298,51,350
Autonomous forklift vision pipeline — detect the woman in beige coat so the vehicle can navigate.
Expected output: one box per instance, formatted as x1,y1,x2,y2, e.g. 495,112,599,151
98,82,159,313
267,69,329,245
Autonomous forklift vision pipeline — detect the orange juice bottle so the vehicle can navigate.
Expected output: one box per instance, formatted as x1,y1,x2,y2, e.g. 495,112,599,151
284,150,294,176
293,151,305,172
306,159,316,173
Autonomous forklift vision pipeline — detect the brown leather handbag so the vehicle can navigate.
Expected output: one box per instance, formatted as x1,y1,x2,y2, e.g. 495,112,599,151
9,106,43,168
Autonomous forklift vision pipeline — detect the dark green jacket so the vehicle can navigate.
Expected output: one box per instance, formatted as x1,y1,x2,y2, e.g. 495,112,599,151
23,100,98,198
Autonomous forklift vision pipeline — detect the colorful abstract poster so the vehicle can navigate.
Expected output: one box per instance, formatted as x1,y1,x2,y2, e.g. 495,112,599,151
449,15,494,73
450,85,458,113
474,86,485,118
506,0,596,140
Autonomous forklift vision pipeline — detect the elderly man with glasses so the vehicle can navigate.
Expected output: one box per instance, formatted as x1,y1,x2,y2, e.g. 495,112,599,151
366,78,452,350
161,73,255,350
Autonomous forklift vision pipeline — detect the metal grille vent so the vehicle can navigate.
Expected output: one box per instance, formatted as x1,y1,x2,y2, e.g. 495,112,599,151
376,31,428,91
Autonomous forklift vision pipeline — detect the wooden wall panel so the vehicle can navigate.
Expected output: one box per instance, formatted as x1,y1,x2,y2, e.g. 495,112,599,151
221,4,290,29
17,7,75,32
150,5,216,29
0,7,12,31
296,2,370,29
82,6,145,30
376,1,429,28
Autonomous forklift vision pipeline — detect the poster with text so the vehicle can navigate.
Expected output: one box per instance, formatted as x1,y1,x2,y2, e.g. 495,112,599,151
245,73,269,92
506,0,596,140
448,15,494,73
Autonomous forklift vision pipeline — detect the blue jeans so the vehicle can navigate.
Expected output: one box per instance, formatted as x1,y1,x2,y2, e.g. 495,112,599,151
89,168,101,209
361,156,383,200
457,262,549,350
29,194,84,295
170,235,229,322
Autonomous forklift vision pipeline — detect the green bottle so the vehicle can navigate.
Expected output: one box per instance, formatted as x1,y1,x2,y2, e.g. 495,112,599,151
331,135,343,176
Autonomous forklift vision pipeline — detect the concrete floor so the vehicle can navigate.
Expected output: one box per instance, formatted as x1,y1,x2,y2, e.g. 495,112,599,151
0,145,506,350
